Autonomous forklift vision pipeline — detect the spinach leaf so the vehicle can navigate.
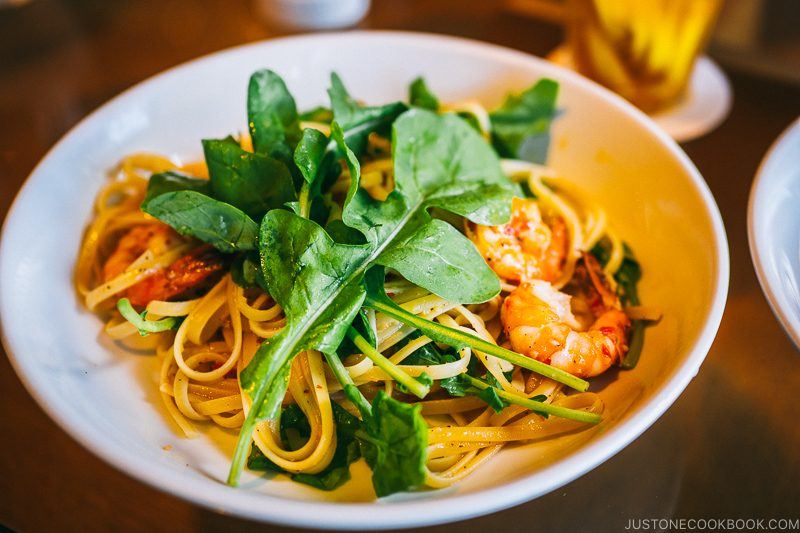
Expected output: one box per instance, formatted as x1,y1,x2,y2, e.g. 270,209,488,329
229,111,516,485
357,391,428,497
141,190,258,253
408,77,439,111
144,171,210,203
490,79,559,164
203,136,296,220
328,73,407,156
248,69,301,160
248,402,362,491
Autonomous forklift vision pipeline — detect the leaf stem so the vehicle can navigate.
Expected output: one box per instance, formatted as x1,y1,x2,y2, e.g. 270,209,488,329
228,386,265,485
364,297,589,392
621,320,645,369
464,376,601,424
322,351,372,419
117,298,179,336
298,182,311,218
228,336,295,486
347,327,430,399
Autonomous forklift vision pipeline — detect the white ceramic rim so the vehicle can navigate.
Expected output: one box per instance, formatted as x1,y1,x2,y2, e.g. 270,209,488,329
747,116,800,350
0,31,730,529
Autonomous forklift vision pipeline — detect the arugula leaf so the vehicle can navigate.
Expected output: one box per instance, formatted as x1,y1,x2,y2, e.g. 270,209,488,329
490,79,559,164
144,171,210,203
228,210,368,484
408,77,439,111
378,218,502,304
203,136,296,220
357,391,428,497
248,69,301,160
328,73,407,156
340,110,515,304
248,402,362,491
141,190,258,253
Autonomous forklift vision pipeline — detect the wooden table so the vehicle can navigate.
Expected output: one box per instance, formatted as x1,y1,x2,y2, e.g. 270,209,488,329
2,1,799,531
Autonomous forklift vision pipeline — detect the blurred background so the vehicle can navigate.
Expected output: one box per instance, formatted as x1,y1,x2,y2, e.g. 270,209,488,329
1,1,799,532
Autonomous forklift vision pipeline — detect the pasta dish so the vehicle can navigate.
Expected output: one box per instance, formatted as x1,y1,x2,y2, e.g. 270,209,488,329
75,71,651,496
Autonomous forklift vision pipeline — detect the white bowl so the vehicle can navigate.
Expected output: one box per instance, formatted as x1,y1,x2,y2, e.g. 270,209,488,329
0,31,729,529
748,117,800,349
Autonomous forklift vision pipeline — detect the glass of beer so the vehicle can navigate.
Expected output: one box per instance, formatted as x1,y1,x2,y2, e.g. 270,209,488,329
566,0,724,112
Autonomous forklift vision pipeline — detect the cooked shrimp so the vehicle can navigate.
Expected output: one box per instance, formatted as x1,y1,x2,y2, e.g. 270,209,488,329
103,224,225,307
102,224,180,281
126,245,226,306
501,254,630,378
467,197,567,283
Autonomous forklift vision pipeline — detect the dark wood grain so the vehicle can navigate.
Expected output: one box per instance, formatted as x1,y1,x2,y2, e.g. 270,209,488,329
1,1,799,531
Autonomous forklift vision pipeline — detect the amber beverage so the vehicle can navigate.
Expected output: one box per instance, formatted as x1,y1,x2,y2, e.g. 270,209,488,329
567,0,723,112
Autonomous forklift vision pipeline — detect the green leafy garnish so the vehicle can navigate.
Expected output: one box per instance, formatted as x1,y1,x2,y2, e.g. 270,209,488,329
328,73,407,156
116,298,180,336
136,70,583,496
141,190,259,253
230,252,264,289
463,375,599,423
227,109,519,486
591,241,645,369
143,171,211,202
490,79,559,164
203,136,296,220
247,69,302,163
357,391,428,497
408,77,439,111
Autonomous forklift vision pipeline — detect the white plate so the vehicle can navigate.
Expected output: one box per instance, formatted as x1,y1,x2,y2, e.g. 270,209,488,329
748,117,800,350
0,31,729,529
